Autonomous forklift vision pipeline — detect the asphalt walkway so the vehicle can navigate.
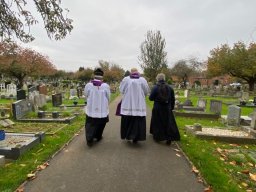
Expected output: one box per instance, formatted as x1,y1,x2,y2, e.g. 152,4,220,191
23,96,206,192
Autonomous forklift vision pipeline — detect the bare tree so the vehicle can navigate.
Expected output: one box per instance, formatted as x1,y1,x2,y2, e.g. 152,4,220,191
0,0,73,42
139,30,168,81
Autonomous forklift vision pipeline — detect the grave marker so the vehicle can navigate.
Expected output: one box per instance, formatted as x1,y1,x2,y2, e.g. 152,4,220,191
227,105,241,126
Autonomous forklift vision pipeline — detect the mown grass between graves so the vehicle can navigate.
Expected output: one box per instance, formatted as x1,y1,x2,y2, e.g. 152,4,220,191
0,92,119,192
146,97,253,192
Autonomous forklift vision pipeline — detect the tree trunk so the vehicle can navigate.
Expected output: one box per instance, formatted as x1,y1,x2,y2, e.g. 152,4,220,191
248,79,255,91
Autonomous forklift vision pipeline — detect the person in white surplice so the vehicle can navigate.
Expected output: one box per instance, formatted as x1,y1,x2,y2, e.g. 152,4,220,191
84,68,110,146
119,68,149,143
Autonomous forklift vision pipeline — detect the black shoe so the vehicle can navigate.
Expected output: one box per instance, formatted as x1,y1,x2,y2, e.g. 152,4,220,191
96,137,103,142
132,139,138,144
166,140,171,145
87,140,93,146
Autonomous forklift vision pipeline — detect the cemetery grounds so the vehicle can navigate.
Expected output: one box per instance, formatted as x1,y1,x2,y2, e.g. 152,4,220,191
0,89,256,192
146,91,256,192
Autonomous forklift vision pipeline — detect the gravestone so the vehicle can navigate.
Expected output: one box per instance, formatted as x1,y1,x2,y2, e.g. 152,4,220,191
12,100,33,119
251,112,256,129
16,89,26,100
6,83,17,97
241,92,249,101
197,99,207,109
69,89,76,99
253,97,256,105
184,90,190,98
0,83,5,92
52,93,62,107
227,105,241,126
39,85,47,95
210,100,222,114
77,87,83,98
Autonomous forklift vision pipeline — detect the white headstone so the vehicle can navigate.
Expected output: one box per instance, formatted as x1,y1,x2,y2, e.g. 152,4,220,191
6,83,17,97
251,112,256,129
210,100,222,114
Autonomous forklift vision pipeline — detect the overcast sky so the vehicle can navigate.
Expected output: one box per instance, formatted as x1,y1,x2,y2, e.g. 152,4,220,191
24,0,256,72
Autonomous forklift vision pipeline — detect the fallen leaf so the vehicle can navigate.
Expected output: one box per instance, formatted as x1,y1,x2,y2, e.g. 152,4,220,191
16,187,24,192
204,187,213,192
247,162,254,167
245,145,249,149
75,134,79,136
241,182,248,187
37,164,46,171
229,143,239,147
216,147,222,153
213,142,217,145
229,161,236,165
220,157,225,161
176,153,181,157
173,148,180,152
246,190,253,192
249,173,256,181
27,173,36,180
241,170,250,174
44,162,49,167
192,166,199,174
20,164,26,167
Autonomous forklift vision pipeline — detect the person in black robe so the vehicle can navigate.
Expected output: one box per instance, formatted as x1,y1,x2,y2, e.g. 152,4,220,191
149,73,180,145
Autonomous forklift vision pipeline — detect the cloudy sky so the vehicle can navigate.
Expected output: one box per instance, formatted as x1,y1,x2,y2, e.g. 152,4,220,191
24,0,256,72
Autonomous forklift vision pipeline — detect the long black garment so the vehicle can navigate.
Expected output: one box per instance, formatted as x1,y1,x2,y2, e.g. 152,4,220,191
85,115,109,142
121,115,146,141
149,81,180,141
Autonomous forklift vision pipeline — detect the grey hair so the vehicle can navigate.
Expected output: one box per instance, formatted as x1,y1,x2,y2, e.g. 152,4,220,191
156,73,165,81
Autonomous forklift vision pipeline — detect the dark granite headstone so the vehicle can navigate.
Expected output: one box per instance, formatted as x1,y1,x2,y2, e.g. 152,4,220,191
12,100,33,119
52,93,62,107
16,89,26,100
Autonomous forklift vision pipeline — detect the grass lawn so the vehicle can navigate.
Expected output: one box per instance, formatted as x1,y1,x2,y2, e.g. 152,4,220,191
0,92,119,192
147,93,256,192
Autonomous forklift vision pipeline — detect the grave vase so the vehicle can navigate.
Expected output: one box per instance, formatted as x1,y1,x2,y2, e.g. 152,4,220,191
0,130,5,141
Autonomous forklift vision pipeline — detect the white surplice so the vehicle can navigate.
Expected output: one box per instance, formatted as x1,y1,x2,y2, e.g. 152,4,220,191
84,80,110,118
119,76,149,116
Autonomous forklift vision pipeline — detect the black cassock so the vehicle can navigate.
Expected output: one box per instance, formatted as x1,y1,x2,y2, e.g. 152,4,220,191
85,115,109,142
149,81,180,141
121,115,146,141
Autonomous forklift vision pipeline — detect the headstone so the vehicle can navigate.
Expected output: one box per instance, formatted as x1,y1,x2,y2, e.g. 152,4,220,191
0,83,5,92
184,90,190,98
52,93,62,107
235,91,242,98
251,112,256,129
197,99,207,109
6,83,17,97
12,100,33,119
77,87,83,98
39,85,47,95
241,92,249,101
16,89,26,100
70,89,76,99
227,105,241,126
210,100,222,114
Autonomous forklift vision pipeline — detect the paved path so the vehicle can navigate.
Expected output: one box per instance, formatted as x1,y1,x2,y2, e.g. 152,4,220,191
23,96,206,192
